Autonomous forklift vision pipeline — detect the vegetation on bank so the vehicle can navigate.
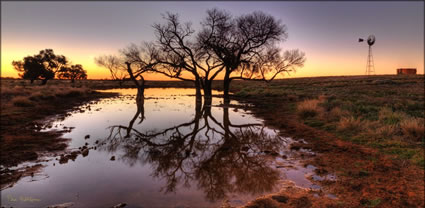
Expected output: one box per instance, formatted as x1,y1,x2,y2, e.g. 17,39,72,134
232,75,424,167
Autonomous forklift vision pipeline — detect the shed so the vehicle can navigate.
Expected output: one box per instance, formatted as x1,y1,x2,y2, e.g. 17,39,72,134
397,68,416,75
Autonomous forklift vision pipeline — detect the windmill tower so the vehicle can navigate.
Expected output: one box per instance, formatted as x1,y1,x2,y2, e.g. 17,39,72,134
358,35,376,75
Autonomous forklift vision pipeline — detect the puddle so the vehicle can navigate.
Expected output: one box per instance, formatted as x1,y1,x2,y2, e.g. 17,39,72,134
1,88,332,207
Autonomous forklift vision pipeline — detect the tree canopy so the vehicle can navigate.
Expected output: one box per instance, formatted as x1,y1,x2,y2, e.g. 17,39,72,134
95,55,128,85
197,8,306,97
58,64,88,83
12,49,69,85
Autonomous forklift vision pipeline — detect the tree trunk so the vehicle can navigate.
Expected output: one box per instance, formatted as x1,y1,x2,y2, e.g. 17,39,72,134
71,79,75,83
195,79,202,103
203,98,212,118
136,78,145,102
223,70,231,99
203,80,212,102
223,98,230,140
41,79,48,85
126,95,145,138
136,86,144,101
195,97,202,117
125,62,145,102
30,79,34,84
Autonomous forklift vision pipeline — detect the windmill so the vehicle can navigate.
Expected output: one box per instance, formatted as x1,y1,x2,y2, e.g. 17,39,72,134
358,35,376,75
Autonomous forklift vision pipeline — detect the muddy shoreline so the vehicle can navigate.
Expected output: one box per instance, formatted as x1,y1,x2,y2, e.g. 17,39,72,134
0,90,118,189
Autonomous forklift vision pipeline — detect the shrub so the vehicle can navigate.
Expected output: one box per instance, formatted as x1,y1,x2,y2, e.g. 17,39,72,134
297,99,321,119
337,116,363,132
378,108,407,125
29,91,56,101
374,125,397,139
11,96,34,107
328,107,349,121
55,88,88,97
400,118,424,141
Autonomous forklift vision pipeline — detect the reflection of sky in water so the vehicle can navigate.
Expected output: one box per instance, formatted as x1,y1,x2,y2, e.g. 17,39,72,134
1,88,318,208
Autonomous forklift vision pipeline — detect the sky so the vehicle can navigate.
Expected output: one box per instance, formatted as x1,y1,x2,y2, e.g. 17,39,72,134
1,1,424,80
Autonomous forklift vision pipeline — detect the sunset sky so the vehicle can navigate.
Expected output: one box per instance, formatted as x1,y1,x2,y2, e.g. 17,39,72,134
1,1,424,80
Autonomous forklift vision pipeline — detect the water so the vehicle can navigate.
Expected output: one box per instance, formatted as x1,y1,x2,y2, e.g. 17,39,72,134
1,88,328,208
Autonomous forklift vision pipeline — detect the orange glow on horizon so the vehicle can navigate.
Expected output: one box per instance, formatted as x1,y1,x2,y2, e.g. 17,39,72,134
3,51,423,80
2,41,423,80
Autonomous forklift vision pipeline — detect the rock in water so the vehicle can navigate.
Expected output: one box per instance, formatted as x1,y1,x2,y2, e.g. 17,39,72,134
81,149,89,157
112,203,126,208
110,156,115,161
46,202,74,208
84,135,90,139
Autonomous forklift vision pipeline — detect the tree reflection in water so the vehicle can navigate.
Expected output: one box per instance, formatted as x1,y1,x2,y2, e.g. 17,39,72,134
99,94,287,202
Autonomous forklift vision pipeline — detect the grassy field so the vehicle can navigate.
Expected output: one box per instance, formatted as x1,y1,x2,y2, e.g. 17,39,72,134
231,75,424,167
228,75,424,207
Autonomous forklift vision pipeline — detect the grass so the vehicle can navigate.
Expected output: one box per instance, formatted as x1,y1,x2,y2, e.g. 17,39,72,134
11,96,34,107
297,99,321,119
337,116,364,132
231,75,424,167
400,118,425,141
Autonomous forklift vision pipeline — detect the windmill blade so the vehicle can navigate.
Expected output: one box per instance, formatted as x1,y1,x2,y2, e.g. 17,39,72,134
367,35,376,46
358,38,364,42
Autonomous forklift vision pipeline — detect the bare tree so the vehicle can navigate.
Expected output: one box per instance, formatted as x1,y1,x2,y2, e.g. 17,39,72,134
232,47,306,81
152,13,225,101
95,43,158,101
198,8,305,98
120,42,158,101
95,55,128,86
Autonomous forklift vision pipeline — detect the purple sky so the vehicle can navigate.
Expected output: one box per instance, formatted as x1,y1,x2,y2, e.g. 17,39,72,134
1,1,424,79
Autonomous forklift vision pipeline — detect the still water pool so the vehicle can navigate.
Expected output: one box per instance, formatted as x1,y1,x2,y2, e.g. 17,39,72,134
1,88,319,208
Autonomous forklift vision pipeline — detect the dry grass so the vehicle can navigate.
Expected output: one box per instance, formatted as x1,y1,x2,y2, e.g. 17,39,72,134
1,83,92,106
374,125,397,139
378,108,408,125
11,96,34,107
328,107,349,121
297,99,321,119
400,118,425,142
337,116,364,132
244,197,281,208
